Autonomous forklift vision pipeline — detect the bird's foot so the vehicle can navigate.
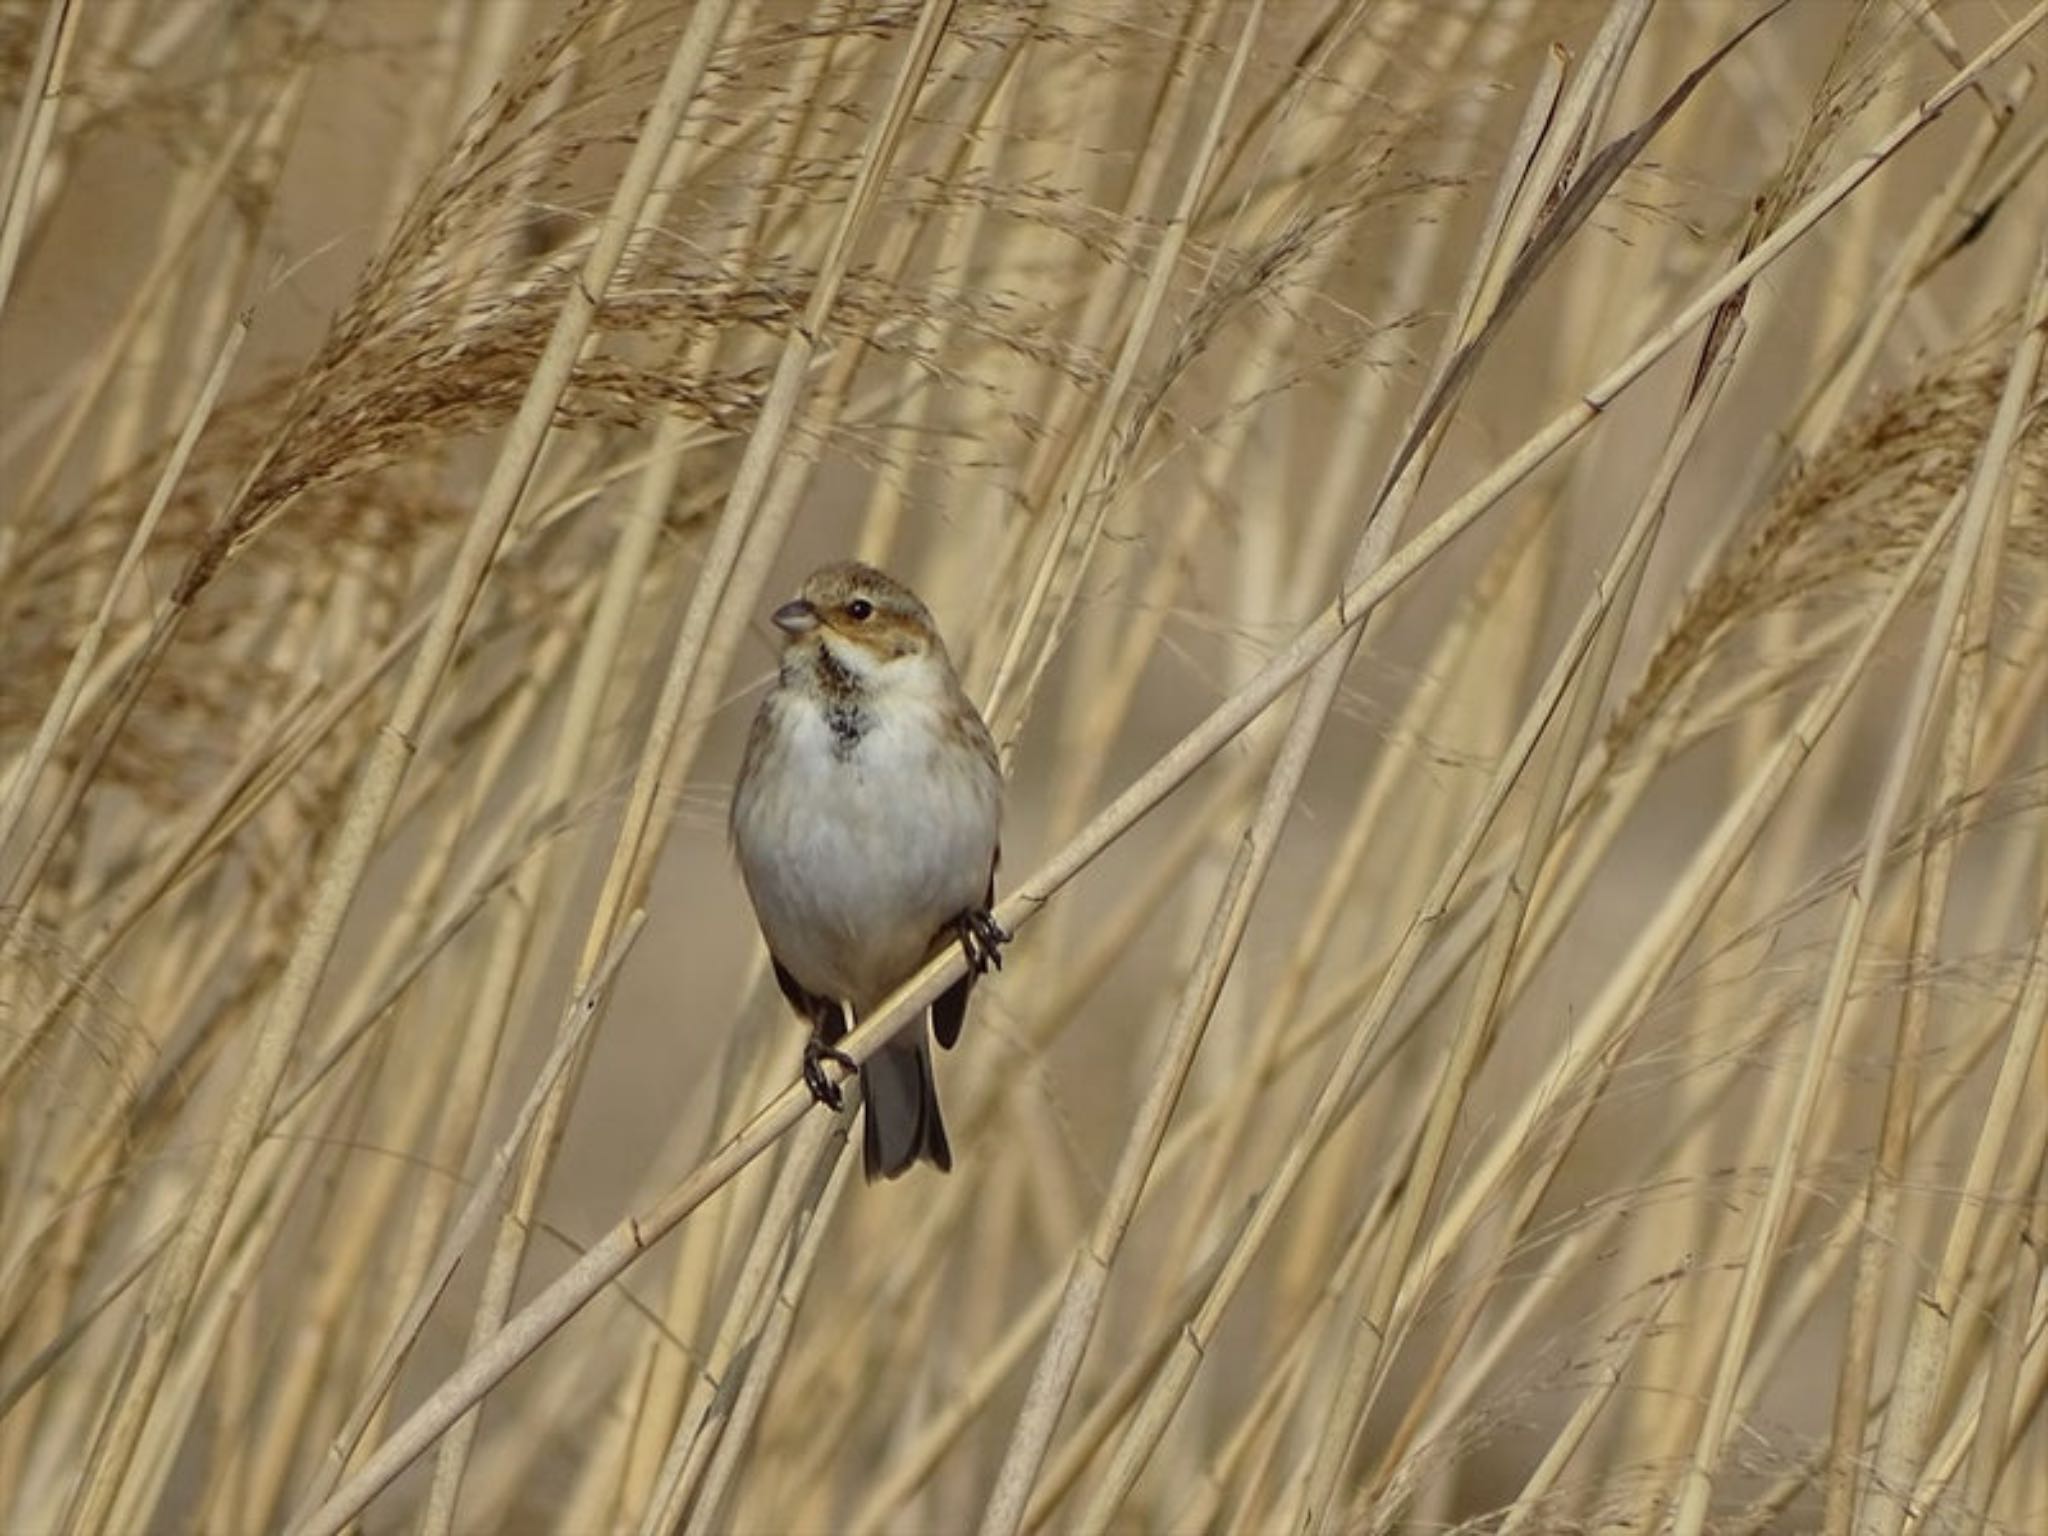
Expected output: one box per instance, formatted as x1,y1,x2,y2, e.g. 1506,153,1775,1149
802,1036,856,1111
956,907,1010,976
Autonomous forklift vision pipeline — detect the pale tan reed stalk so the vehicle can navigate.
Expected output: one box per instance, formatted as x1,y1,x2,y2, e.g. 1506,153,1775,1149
676,1124,856,1535
284,15,2048,1512
980,0,1246,744
0,310,246,866
401,22,763,1519
1296,313,1739,1536
1139,0,1505,1310
49,3,747,1522
422,4,976,1527
1861,903,2048,1532
0,0,80,313
1956,1113,2047,1531
1070,29,1592,1517
1675,219,2048,1536
965,0,1225,713
633,1112,849,1533
1824,345,2029,1536
11,7,2048,1532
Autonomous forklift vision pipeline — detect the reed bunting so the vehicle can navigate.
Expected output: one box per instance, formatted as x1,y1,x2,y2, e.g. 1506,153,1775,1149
731,562,1006,1179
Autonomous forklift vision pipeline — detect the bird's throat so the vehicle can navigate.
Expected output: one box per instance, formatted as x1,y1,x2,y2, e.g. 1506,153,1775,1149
808,645,871,759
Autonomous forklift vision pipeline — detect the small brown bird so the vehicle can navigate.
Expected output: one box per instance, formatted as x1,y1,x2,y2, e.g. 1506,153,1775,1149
730,562,1006,1179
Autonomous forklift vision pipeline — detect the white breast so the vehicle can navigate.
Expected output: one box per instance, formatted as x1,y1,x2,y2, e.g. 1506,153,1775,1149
734,688,999,1013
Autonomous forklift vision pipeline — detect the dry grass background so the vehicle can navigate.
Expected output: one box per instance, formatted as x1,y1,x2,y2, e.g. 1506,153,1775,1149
1,0,2046,1531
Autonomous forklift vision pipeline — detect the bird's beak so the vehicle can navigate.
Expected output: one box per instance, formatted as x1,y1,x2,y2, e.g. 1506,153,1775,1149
772,598,820,636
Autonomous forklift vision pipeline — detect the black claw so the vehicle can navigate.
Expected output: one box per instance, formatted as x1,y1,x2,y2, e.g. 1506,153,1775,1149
802,1037,856,1111
957,908,1010,975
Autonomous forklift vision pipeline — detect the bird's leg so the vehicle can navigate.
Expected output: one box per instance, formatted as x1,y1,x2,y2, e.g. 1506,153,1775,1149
954,907,1010,975
802,1033,856,1111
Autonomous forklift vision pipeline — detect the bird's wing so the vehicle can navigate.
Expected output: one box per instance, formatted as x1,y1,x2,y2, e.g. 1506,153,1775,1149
933,864,996,1051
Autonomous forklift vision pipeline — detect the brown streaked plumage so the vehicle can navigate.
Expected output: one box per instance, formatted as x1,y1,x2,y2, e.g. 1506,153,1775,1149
730,561,1005,1179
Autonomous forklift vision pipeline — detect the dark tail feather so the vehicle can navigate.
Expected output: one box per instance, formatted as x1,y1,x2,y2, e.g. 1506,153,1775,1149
861,1033,951,1181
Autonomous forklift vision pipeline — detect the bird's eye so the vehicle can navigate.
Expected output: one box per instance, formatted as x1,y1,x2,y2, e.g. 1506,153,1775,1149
845,599,874,621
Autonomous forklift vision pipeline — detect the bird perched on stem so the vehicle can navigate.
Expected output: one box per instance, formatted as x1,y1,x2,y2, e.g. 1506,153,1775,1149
731,561,1006,1180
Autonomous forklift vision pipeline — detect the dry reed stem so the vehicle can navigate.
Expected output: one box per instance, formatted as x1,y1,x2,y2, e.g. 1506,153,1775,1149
407,7,762,1513
1411,476,1970,1500
1140,4,1534,1314
980,0,1249,746
1957,1106,2047,1528
1863,901,2048,1530
1708,968,2043,1532
9,5,2048,1532
1070,29,1588,1522
0,0,79,314
51,4,746,1525
963,0,1222,711
290,901,648,1507
270,12,2048,1517
556,0,950,1103
675,1120,854,1535
1824,335,2030,1536
969,5,1298,1528
0,308,246,864
634,1111,845,1532
418,3,971,1527
1298,311,1740,1536
1675,216,2048,1536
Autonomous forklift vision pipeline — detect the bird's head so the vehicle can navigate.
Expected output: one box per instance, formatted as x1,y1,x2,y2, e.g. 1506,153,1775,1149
772,561,949,694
